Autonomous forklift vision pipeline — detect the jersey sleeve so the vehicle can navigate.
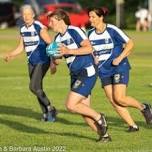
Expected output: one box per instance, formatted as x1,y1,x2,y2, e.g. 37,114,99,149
68,27,87,46
34,21,46,34
111,25,130,43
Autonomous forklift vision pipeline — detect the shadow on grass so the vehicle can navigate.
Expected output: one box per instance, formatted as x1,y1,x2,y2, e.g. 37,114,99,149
59,109,124,127
0,105,40,120
135,120,152,130
0,105,86,126
49,131,95,141
0,105,90,128
0,118,48,134
0,117,95,141
1,105,150,132
58,109,70,114
58,110,124,128
57,117,86,126
107,116,126,127
107,116,152,130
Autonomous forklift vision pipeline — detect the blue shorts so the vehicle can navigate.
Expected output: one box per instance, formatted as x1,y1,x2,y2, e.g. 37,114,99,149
100,71,129,87
71,69,97,97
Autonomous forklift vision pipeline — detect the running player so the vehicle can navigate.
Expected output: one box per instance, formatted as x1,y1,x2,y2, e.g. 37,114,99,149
87,7,152,131
48,9,111,142
4,5,57,122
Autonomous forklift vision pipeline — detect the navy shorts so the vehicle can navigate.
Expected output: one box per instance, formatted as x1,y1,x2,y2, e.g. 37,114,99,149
100,71,129,87
71,68,97,97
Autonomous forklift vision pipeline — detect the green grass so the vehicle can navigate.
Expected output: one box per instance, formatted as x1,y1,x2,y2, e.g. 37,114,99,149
0,28,152,152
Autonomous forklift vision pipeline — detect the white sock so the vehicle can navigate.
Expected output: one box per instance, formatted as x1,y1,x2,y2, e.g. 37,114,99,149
102,133,109,137
132,125,138,129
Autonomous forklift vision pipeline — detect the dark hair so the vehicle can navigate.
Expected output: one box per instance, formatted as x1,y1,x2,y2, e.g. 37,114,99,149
88,7,109,17
47,9,71,25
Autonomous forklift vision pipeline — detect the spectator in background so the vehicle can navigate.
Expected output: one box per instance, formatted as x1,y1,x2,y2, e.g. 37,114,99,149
135,6,152,31
147,11,152,30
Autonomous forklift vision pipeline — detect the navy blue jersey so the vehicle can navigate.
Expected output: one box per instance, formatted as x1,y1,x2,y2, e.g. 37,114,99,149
20,21,50,65
54,25,94,74
88,24,131,77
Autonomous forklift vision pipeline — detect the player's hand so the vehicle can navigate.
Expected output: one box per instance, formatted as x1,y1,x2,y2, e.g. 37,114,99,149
59,44,69,55
94,56,99,65
50,60,57,75
112,56,122,66
3,54,12,62
53,58,61,65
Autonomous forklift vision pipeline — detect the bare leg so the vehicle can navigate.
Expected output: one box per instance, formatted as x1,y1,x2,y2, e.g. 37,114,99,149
136,21,141,31
65,91,101,121
113,84,144,111
81,95,99,133
103,85,136,126
65,91,111,141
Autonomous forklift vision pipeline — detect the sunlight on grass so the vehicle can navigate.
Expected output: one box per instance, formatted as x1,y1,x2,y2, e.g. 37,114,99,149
0,29,152,152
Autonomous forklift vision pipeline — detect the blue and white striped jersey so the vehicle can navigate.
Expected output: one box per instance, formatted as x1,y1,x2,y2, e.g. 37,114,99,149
88,24,131,77
20,21,49,65
54,25,94,74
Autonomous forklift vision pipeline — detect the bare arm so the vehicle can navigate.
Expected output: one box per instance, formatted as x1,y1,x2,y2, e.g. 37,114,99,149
112,39,134,65
40,27,58,74
40,27,52,44
59,39,93,55
91,52,99,65
4,36,24,62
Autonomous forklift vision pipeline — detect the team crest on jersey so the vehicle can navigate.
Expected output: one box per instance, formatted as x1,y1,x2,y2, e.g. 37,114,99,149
105,38,109,44
91,41,96,45
67,38,72,45
31,32,35,36
114,74,120,83
73,80,82,89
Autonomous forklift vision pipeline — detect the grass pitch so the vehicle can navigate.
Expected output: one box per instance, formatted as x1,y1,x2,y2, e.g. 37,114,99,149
0,29,152,152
